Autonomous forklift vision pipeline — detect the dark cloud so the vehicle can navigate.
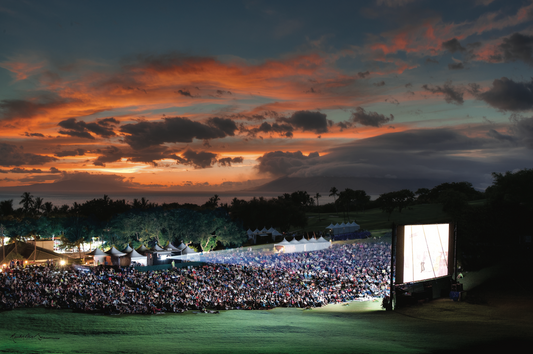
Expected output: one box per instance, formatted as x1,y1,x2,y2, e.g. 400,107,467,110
510,115,533,148
425,58,439,64
373,81,386,87
180,150,218,169
0,143,57,167
206,117,238,136
405,83,412,88
497,33,533,66
337,121,353,131
24,132,45,138
93,146,123,166
422,81,464,104
357,71,370,78
274,128,533,188
255,151,320,177
249,122,294,137
350,107,394,127
486,129,515,142
216,90,232,96
448,62,464,70
0,167,61,174
54,148,86,157
217,157,244,166
442,38,466,53
0,95,70,122
279,110,332,134
120,116,238,150
477,77,533,111
177,89,193,97
58,117,119,139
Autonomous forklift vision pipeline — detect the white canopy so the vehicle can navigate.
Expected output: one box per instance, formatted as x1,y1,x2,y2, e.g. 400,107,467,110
106,247,126,257
121,245,133,253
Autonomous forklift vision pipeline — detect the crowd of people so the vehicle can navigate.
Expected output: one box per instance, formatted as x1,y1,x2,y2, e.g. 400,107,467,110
0,241,391,315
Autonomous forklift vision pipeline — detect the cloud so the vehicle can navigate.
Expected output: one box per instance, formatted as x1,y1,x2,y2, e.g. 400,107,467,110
497,33,533,66
180,149,218,169
54,148,86,157
0,167,61,174
255,151,320,177
510,115,533,148
93,146,124,166
477,77,533,111
350,107,394,127
425,58,439,64
357,71,370,78
442,38,466,53
373,81,386,86
0,96,70,123
120,116,238,150
206,117,238,136
249,122,294,138
57,117,119,139
177,89,193,97
0,143,57,167
422,81,464,105
279,110,332,134
24,132,45,138
448,62,464,70
217,157,244,167
269,128,533,188
375,0,416,7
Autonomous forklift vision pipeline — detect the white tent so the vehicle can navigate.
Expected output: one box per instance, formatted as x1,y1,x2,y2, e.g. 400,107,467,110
136,244,151,254
127,248,147,266
121,244,134,253
316,236,331,251
87,248,108,265
307,237,318,252
106,246,127,266
299,237,310,252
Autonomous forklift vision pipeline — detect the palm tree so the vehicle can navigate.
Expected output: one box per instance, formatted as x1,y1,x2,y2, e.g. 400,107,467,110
315,192,321,220
33,197,44,215
19,192,34,215
329,187,339,214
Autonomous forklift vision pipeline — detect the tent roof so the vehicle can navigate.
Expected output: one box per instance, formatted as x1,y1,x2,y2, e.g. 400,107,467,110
308,238,318,243
128,249,145,258
299,238,309,243
106,247,126,256
0,241,64,263
87,248,108,256
177,242,187,251
276,238,291,245
181,246,197,254
272,230,282,236
289,238,300,244
317,236,329,243
153,244,165,251
121,245,133,253
136,244,150,253
326,223,335,229
166,243,180,251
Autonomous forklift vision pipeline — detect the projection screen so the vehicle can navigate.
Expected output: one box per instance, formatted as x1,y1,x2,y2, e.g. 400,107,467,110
395,223,454,284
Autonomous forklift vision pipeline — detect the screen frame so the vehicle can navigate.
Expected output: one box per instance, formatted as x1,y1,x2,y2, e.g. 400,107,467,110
395,223,455,285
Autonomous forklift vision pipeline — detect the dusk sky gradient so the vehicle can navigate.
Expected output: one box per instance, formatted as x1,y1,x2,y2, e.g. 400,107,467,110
1,0,533,192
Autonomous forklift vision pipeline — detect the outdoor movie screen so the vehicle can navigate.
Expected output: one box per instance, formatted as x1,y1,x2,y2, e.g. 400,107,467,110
395,223,454,284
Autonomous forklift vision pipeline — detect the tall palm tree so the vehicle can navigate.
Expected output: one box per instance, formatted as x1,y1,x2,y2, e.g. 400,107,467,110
329,187,339,213
19,192,34,215
315,192,321,220
33,197,44,215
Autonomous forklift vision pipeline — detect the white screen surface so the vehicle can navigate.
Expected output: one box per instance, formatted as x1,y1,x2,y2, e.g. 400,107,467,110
403,224,449,283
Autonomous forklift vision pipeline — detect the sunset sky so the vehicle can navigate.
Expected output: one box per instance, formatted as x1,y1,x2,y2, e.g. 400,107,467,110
1,0,533,192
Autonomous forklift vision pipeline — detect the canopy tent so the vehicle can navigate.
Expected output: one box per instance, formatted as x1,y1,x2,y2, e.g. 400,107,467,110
153,244,166,252
106,247,127,266
127,248,147,266
165,243,180,251
0,241,66,264
167,245,200,261
307,237,318,252
87,248,108,265
121,244,134,253
136,244,151,254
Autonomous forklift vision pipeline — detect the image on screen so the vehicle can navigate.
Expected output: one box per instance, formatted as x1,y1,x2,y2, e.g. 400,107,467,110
403,224,449,283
